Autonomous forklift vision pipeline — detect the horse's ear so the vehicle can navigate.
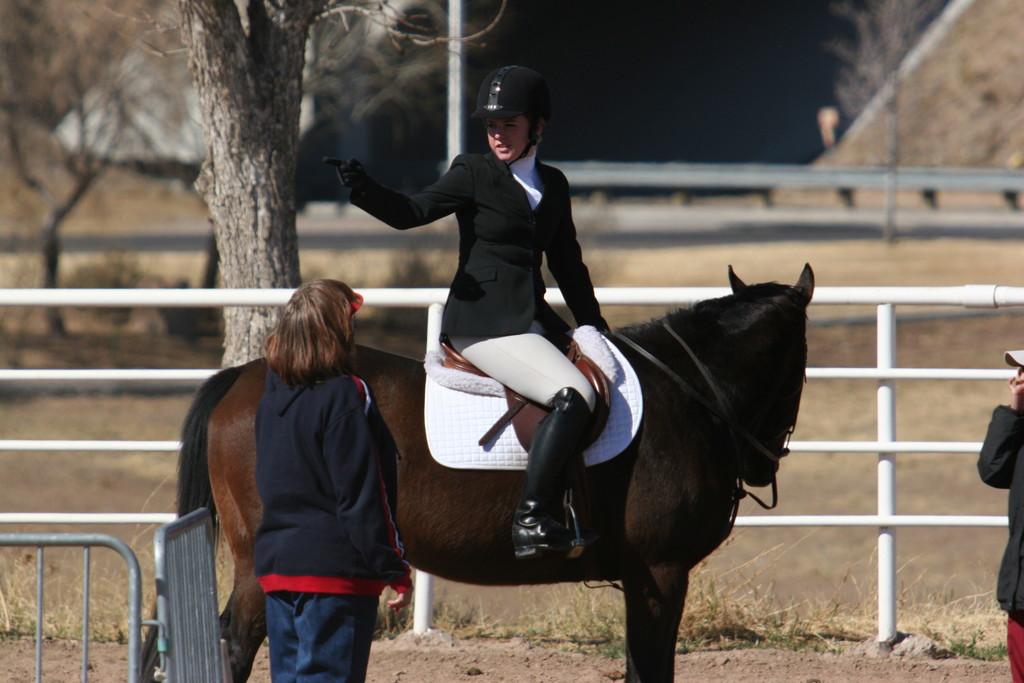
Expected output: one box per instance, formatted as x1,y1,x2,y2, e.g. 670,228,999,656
795,263,815,304
727,265,746,293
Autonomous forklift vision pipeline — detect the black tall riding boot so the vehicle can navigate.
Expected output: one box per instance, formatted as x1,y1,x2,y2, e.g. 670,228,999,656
513,387,598,559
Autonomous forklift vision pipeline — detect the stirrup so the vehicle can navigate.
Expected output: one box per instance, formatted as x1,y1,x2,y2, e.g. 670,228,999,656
564,496,597,560
512,517,596,560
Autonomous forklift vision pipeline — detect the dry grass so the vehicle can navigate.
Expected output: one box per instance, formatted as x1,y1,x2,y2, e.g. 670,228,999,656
404,556,1006,660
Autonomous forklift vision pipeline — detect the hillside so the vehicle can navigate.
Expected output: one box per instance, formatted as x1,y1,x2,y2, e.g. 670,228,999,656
825,0,1024,168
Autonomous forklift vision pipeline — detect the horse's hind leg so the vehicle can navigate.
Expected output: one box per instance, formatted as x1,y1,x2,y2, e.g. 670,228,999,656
623,564,688,683
209,419,265,682
219,570,266,683
213,492,266,683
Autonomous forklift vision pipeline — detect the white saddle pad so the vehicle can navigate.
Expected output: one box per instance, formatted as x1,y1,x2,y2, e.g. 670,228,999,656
424,327,644,470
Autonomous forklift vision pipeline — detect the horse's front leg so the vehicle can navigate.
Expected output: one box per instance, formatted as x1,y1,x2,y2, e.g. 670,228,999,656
622,563,689,683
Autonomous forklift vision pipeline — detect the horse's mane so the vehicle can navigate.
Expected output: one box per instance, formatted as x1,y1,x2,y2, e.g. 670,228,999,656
619,280,803,343
615,279,808,424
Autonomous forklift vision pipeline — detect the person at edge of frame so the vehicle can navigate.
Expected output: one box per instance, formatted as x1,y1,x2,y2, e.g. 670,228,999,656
979,348,1024,683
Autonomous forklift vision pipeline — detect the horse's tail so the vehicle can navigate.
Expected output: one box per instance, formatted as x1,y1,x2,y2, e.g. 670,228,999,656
140,365,244,682
176,364,246,524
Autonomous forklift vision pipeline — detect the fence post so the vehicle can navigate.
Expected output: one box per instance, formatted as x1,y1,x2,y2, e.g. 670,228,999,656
413,304,444,634
876,304,898,648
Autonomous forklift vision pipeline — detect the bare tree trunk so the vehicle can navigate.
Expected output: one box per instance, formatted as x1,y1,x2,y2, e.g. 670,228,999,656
37,171,101,336
180,0,321,367
40,209,66,336
883,80,899,244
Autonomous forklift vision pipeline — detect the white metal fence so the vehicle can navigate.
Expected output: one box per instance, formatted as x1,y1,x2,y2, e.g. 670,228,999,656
2,285,1024,645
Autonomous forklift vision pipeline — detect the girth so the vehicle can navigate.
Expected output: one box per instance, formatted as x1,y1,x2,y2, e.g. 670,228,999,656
439,335,612,450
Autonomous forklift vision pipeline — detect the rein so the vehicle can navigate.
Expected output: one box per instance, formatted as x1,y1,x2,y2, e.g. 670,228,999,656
612,323,792,519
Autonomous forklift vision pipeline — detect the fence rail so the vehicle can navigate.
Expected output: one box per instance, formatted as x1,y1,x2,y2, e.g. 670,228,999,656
3,285,1024,647
553,161,1024,209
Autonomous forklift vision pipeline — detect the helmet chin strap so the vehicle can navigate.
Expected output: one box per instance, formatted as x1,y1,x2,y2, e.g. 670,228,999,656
514,144,535,162
513,128,541,162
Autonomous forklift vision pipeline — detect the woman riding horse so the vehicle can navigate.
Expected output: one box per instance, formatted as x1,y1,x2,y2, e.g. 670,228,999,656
327,65,608,560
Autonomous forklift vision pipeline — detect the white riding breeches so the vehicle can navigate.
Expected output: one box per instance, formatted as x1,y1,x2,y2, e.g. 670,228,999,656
449,321,597,411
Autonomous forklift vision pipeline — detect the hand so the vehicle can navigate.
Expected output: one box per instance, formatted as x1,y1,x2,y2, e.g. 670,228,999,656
386,587,412,612
1009,367,1024,412
324,157,367,189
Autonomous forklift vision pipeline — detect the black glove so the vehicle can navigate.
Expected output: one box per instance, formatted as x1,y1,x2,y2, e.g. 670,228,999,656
324,157,368,189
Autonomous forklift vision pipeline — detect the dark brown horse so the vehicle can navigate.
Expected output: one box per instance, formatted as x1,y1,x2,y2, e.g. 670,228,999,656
147,264,813,683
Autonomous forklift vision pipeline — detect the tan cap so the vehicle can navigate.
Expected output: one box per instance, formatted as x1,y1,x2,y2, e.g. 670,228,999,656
1005,350,1024,367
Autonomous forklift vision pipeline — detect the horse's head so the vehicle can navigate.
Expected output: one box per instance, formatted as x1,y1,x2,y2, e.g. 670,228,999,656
613,264,813,490
722,264,813,486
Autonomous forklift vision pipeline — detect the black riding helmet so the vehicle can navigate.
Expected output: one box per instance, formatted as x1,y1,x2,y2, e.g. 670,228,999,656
472,66,550,161
471,65,551,121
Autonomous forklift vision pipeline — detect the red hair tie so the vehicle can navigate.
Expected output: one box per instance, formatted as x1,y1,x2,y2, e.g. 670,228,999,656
350,292,364,316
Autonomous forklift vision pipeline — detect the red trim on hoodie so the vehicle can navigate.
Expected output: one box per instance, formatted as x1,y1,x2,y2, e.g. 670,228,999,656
258,573,411,596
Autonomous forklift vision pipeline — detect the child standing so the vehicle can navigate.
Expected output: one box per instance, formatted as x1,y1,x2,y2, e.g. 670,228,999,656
254,279,411,682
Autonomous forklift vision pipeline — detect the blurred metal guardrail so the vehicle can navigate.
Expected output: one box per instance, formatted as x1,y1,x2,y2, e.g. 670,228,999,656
552,161,1024,209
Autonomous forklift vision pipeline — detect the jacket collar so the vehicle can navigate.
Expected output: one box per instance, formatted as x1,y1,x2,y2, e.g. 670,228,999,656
484,150,547,174
482,152,526,210
484,151,549,208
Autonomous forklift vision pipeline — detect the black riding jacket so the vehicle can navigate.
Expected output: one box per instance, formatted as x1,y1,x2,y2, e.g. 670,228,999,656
349,152,607,337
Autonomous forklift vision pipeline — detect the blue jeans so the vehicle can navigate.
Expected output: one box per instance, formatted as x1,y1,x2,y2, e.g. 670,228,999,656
265,591,379,683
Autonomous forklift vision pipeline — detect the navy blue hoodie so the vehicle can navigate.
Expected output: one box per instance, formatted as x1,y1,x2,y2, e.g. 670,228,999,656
254,369,410,596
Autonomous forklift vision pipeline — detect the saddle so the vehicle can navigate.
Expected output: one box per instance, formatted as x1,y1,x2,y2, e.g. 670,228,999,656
439,335,612,450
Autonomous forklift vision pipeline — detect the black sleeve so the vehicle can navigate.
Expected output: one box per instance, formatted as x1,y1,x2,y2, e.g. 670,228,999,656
351,156,474,230
978,405,1024,489
544,190,608,330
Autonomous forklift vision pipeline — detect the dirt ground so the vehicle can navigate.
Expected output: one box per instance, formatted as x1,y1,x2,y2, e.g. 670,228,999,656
1,632,1014,683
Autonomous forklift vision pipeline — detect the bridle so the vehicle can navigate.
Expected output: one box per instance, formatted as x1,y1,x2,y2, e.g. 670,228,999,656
612,320,802,528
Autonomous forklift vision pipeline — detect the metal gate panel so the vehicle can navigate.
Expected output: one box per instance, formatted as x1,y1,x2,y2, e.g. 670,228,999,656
153,508,224,683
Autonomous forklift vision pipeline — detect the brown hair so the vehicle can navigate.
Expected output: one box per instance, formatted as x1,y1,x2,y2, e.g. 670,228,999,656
264,279,362,388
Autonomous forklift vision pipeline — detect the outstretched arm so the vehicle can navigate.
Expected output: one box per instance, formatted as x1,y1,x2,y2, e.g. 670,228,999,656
326,156,473,230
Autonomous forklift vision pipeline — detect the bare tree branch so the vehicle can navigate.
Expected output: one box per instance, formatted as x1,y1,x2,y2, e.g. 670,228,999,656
828,0,943,120
0,0,174,333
